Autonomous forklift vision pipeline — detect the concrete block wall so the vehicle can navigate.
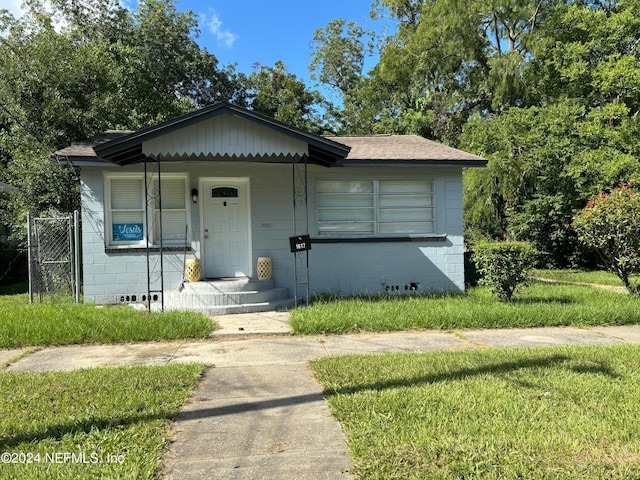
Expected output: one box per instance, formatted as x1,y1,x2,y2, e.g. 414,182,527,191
79,162,466,304
305,167,465,295
80,166,189,304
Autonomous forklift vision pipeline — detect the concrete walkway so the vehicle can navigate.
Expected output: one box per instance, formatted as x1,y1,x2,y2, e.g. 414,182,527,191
4,313,640,479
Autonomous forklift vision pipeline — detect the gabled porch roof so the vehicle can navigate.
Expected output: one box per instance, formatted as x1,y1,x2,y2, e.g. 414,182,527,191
92,102,350,167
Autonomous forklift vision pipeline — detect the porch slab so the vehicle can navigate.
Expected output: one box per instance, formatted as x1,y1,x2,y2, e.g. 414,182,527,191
211,311,292,336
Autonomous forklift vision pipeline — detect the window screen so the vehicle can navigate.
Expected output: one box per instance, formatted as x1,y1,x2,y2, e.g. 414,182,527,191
154,178,188,243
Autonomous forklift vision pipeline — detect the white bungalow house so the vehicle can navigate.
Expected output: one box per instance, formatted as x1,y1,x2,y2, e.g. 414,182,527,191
53,102,486,314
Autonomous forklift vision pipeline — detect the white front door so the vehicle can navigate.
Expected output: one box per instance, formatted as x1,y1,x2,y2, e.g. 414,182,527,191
201,178,251,278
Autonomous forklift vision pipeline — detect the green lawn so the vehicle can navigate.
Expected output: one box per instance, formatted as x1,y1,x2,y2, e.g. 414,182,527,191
531,269,636,286
0,294,215,348
291,281,640,334
311,345,640,479
0,363,203,479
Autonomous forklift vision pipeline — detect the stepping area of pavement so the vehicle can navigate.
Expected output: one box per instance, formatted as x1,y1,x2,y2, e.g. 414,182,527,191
4,312,640,479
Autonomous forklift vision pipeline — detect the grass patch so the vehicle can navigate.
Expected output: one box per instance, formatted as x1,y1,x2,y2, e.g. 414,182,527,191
311,345,640,479
531,269,640,287
291,281,640,334
0,294,214,348
0,363,203,479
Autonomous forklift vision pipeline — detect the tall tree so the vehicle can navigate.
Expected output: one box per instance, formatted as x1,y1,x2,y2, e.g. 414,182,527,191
0,0,244,241
529,0,640,113
309,19,379,134
309,0,640,265
453,0,640,266
244,61,329,134
310,19,373,98
346,0,556,141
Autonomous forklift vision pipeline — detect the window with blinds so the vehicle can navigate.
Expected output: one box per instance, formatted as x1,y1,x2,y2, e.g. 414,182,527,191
153,177,188,244
317,180,375,235
378,180,434,234
106,174,189,247
317,179,434,236
109,177,145,244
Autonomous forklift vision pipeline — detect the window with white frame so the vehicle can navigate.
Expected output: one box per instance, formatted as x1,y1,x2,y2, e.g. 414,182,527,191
316,179,434,236
105,174,190,247
152,177,188,244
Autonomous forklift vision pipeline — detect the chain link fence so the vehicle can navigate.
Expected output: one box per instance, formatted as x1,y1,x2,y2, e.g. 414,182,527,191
27,212,80,302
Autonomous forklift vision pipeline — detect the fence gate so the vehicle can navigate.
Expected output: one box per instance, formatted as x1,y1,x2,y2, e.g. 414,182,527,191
27,212,80,303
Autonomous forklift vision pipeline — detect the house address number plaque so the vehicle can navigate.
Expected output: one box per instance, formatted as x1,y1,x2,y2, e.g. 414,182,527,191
289,234,311,253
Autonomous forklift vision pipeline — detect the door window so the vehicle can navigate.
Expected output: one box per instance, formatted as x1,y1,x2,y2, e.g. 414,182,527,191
212,187,239,198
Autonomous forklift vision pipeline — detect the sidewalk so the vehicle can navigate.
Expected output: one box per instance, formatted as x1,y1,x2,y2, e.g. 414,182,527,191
4,315,640,479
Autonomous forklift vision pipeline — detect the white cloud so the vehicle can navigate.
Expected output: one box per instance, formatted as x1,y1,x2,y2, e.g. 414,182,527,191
204,9,238,48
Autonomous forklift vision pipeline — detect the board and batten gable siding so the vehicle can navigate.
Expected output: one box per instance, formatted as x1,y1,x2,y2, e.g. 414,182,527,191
79,161,465,304
142,114,308,159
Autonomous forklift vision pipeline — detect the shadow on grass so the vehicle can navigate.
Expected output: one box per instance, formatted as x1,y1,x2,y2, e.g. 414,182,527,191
0,409,180,451
1,356,622,448
0,392,328,451
0,282,28,296
322,354,621,396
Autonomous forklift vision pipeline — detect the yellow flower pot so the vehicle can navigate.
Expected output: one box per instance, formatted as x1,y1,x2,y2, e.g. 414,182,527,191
185,258,202,283
257,257,272,280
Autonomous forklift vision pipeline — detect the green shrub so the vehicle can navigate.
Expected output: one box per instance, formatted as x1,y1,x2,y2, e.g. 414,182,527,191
472,241,537,301
573,183,640,295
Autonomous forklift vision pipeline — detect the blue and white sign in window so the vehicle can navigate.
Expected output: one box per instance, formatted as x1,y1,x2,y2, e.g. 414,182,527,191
112,223,144,242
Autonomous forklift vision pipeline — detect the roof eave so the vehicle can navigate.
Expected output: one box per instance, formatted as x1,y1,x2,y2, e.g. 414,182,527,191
52,154,120,167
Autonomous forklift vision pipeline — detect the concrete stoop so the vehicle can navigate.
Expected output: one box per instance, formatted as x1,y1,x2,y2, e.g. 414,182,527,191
164,277,296,315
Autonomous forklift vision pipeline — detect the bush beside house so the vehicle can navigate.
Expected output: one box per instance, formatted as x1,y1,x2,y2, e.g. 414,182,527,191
472,241,537,301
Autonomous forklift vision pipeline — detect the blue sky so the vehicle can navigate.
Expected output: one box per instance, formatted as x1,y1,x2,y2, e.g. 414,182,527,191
179,0,389,88
1,0,391,93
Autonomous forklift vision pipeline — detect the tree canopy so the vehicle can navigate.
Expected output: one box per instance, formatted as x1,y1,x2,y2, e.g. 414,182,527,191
309,0,640,266
0,0,327,241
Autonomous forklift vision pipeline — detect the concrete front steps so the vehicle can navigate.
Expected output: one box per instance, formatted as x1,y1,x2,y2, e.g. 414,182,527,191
164,277,296,315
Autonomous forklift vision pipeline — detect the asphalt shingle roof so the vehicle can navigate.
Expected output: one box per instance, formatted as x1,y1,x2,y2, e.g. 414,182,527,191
54,125,486,167
54,130,133,159
324,135,486,164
